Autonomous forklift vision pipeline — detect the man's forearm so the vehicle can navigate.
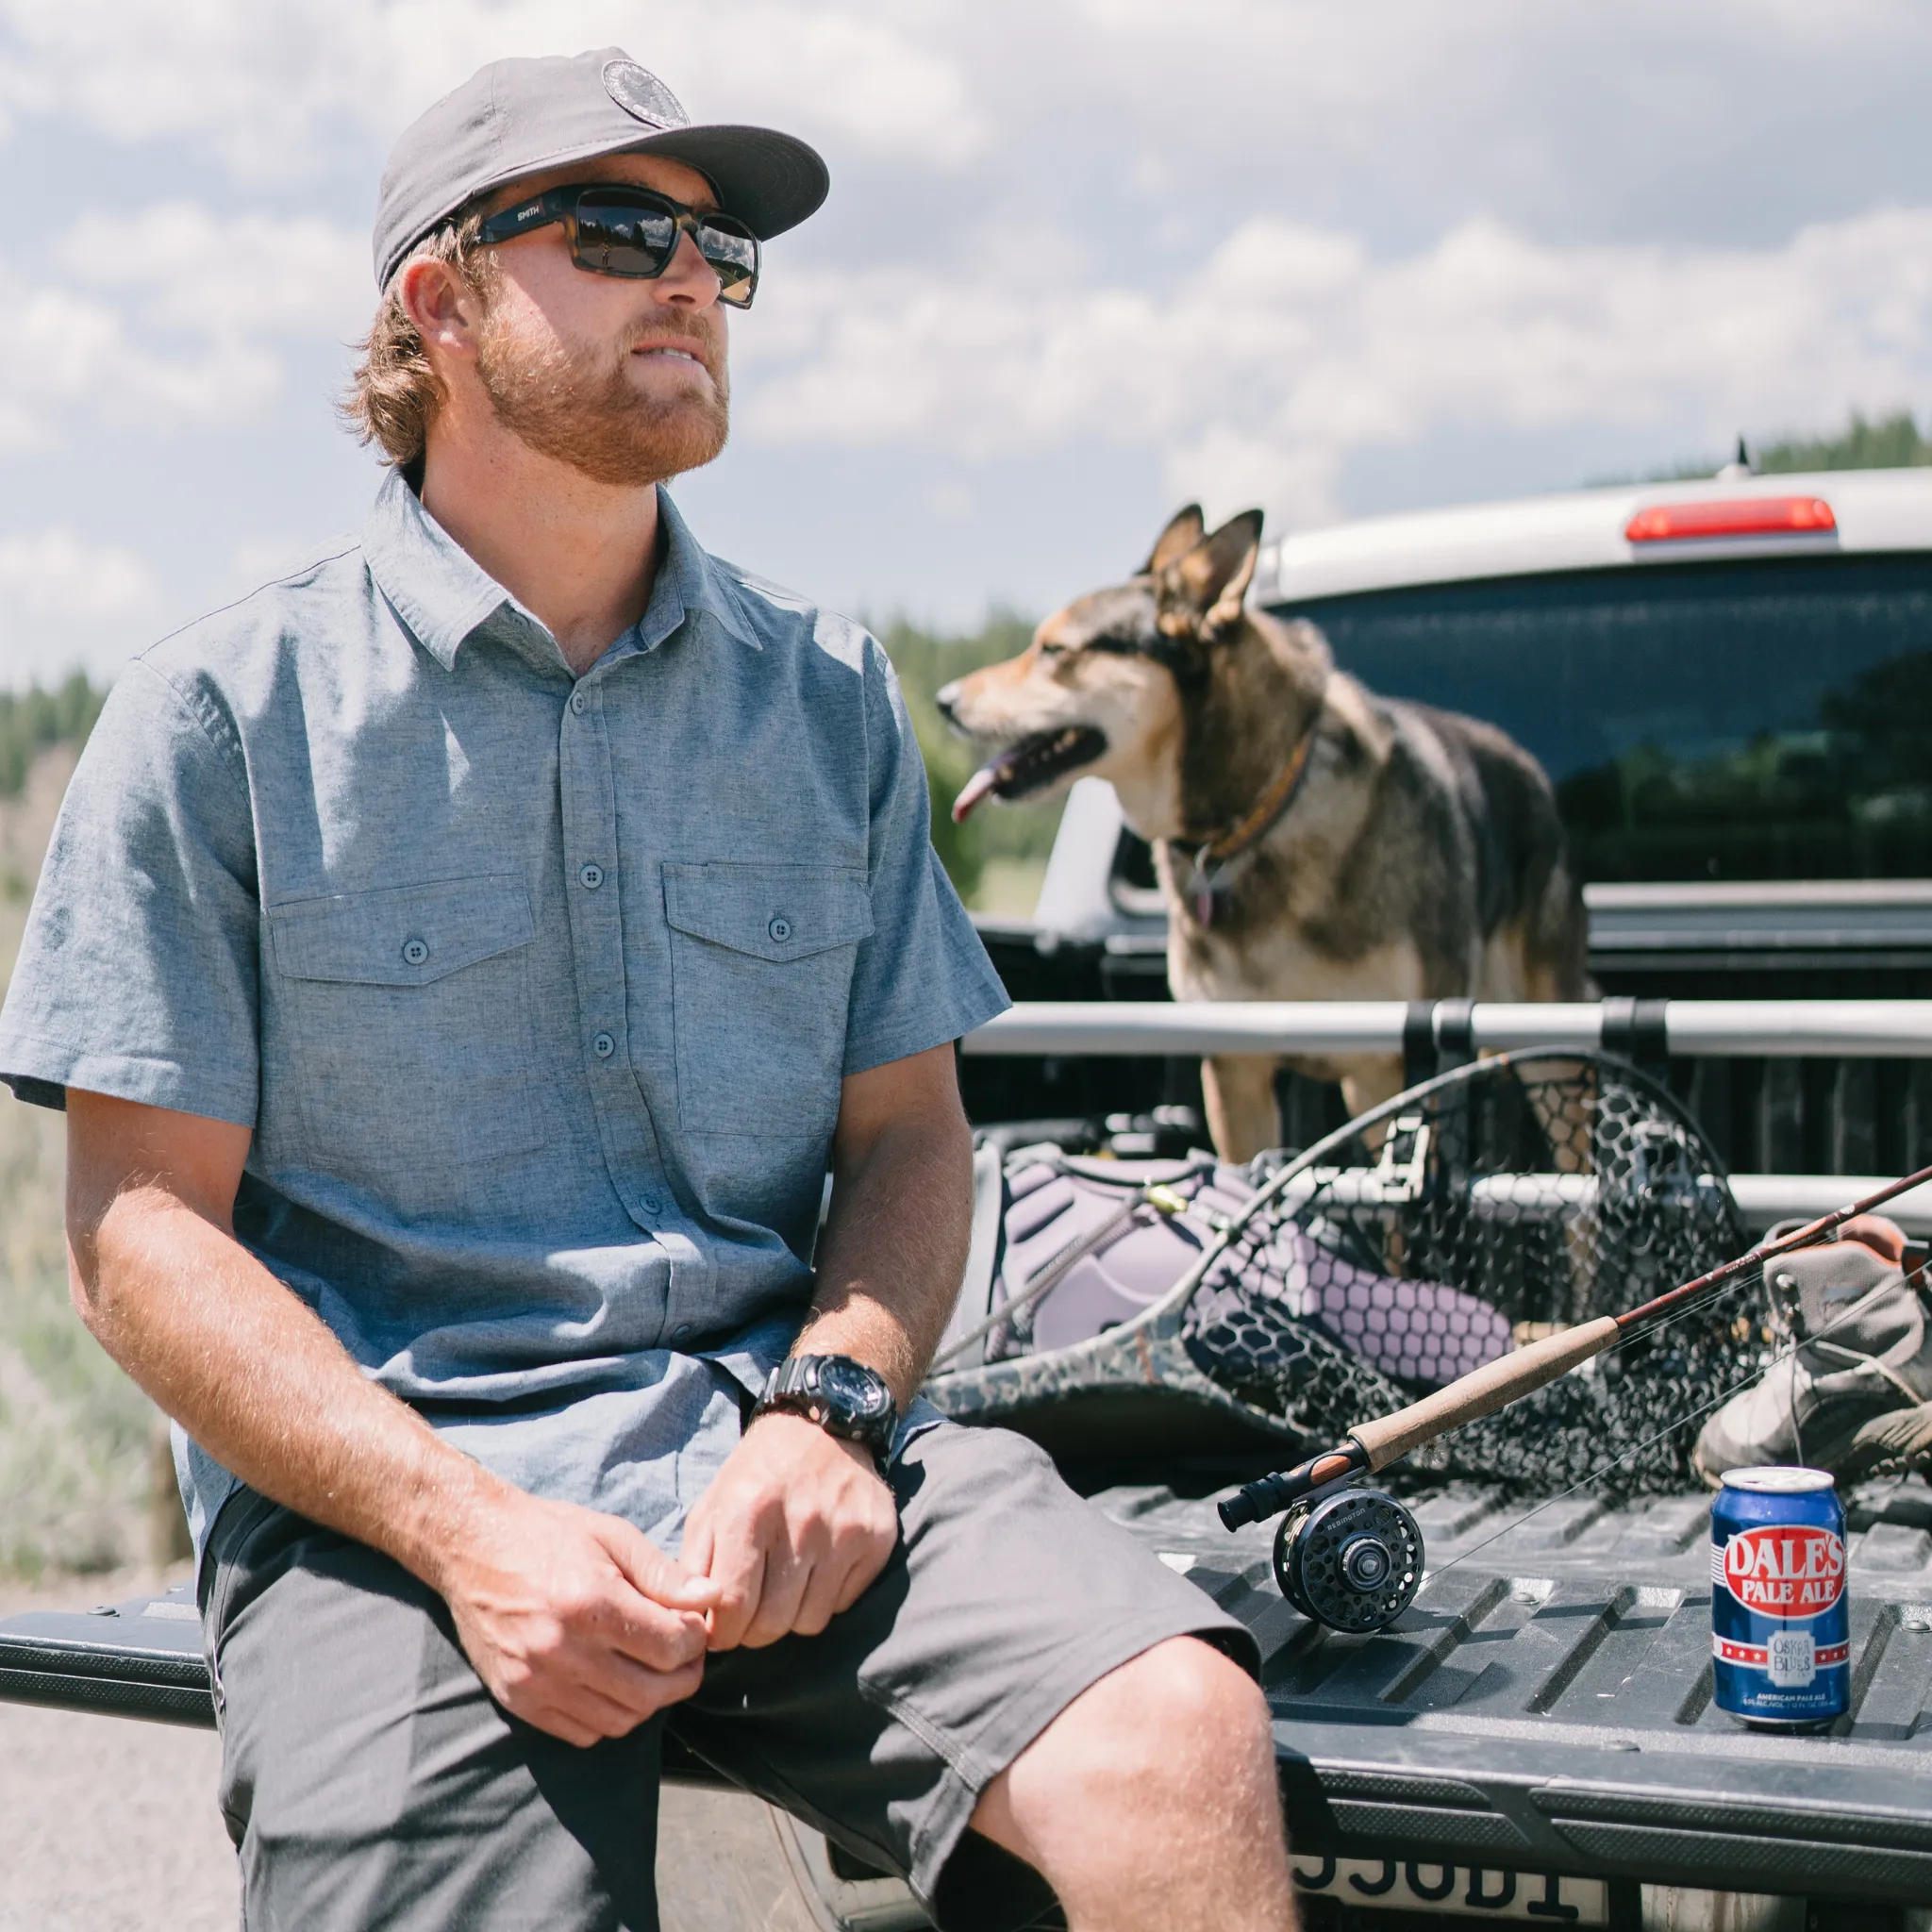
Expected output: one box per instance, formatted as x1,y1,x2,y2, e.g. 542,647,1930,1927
796,1102,974,1409
73,1182,500,1590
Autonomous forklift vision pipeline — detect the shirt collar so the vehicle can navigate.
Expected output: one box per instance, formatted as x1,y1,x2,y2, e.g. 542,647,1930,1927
630,485,761,658
361,468,760,673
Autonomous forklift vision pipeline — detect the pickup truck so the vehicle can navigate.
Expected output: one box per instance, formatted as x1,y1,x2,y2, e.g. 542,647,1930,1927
11,469,1932,1932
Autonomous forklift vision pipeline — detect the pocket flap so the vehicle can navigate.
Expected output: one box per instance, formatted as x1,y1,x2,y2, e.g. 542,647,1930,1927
663,863,873,962
268,875,534,987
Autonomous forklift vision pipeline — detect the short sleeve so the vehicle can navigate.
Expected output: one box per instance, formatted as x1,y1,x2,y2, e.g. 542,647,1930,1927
0,660,261,1124
841,638,1009,1076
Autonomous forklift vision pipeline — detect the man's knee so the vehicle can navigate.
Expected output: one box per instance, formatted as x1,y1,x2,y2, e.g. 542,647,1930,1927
1104,1637,1273,1784
1011,1635,1274,1812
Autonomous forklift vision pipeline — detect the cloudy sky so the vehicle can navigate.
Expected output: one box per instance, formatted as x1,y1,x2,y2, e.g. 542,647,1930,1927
1,1,1930,682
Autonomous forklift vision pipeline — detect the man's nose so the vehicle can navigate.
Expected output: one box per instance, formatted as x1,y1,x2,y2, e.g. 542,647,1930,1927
658,227,722,307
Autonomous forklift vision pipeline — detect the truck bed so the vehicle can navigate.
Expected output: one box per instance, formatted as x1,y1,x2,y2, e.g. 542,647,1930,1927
1106,1472,1932,1912
8,1472,1930,1919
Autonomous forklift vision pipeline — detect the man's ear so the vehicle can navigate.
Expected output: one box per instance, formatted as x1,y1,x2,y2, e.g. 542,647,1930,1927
398,257,484,365
1138,504,1205,576
1158,510,1264,638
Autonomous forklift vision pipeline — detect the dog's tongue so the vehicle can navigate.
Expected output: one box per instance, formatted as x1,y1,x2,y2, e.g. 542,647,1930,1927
952,760,1003,823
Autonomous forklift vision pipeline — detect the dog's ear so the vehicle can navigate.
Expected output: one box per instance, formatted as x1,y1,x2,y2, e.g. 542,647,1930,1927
1139,505,1206,576
1158,510,1264,639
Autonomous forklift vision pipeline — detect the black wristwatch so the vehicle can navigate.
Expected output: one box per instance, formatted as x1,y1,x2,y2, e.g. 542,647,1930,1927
754,1355,899,1463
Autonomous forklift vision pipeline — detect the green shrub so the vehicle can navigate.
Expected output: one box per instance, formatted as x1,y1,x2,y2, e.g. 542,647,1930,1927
1756,410,1932,474
0,673,105,800
879,613,1068,910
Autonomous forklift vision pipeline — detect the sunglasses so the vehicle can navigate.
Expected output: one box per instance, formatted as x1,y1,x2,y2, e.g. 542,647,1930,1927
476,185,760,308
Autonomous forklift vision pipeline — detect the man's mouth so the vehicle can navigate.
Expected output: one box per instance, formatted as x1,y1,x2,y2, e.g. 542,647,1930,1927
952,726,1108,822
633,342,710,375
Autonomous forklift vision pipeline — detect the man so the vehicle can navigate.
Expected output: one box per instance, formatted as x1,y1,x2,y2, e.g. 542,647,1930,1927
0,49,1297,1932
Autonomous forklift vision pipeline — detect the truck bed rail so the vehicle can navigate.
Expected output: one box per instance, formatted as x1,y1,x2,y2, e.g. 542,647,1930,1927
961,998,1932,1059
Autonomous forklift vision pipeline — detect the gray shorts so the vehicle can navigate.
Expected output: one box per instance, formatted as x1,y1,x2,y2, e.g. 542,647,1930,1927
201,1419,1255,1932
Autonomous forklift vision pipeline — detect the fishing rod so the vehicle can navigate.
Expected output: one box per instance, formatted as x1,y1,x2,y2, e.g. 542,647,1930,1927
1217,1159,1932,1634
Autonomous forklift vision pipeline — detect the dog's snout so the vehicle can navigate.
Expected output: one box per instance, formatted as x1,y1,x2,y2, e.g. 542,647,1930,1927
935,678,962,723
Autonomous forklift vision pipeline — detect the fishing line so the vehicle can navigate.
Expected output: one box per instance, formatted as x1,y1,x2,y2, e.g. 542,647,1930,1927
1418,1276,1917,1584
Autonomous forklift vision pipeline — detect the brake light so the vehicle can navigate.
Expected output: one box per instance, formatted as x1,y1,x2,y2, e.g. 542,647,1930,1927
1624,496,1836,542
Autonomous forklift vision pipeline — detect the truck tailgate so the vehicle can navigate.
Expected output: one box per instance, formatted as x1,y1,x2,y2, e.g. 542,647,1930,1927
1092,1473,1932,1907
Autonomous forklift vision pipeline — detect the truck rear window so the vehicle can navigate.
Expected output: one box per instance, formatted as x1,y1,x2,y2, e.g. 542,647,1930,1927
1272,554,1932,883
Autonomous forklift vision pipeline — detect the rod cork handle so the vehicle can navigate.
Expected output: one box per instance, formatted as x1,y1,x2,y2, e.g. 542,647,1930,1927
1350,1314,1620,1471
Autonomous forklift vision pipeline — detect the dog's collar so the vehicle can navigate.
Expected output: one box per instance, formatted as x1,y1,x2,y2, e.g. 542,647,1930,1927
1172,692,1324,926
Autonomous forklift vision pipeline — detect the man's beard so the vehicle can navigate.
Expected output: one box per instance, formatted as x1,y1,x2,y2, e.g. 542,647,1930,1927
475,308,729,486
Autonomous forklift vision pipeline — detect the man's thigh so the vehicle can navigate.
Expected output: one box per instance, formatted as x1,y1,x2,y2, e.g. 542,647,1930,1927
671,1422,1257,1929
203,1489,662,1932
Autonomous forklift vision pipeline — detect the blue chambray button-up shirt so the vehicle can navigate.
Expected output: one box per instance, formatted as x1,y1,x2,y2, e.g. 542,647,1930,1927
0,470,1008,1559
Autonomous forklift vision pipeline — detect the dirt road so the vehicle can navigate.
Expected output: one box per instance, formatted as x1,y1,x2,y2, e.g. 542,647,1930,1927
0,1696,233,1930
0,1571,233,1931
0,1570,781,1932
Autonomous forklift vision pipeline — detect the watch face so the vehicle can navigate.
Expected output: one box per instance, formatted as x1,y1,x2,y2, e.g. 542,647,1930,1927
816,1357,891,1419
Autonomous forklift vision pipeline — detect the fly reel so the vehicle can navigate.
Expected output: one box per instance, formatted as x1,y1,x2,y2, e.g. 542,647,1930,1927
1273,1489,1423,1633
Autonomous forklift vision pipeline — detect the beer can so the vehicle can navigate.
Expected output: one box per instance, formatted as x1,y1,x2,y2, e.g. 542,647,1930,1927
1710,1466,1849,1728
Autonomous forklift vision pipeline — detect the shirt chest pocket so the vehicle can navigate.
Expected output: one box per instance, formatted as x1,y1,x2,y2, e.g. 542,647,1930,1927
264,875,544,1191
663,862,873,1141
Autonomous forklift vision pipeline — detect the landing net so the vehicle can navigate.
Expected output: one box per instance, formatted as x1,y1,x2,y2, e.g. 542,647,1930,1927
1176,1052,1753,1493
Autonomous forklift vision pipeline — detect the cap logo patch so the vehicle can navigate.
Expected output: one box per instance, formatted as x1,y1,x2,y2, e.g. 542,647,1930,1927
603,61,689,130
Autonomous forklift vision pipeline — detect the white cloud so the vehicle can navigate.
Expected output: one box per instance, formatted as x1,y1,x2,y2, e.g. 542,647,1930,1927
1,0,1929,625
0,0,986,177
58,203,367,338
0,529,161,684
0,201,363,449
736,207,1932,528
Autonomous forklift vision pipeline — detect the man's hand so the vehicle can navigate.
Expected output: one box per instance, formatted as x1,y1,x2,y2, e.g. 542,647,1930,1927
431,1484,723,1747
681,1413,898,1651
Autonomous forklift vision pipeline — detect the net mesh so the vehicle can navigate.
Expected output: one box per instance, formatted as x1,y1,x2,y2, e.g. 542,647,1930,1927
1179,1051,1757,1494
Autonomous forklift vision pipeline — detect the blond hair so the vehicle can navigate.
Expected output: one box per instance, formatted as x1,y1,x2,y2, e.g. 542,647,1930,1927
341,205,497,467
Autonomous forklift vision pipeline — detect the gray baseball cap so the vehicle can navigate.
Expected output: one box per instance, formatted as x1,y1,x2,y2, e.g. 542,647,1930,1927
373,48,829,290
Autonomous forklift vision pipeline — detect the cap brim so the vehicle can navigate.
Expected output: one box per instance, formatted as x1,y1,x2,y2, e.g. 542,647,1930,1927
620,125,828,241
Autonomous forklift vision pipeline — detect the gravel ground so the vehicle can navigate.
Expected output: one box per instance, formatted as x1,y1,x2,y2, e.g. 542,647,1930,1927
0,1572,775,1932
0,1570,237,1932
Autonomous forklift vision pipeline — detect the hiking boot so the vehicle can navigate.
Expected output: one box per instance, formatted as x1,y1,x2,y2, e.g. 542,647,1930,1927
1693,1234,1932,1485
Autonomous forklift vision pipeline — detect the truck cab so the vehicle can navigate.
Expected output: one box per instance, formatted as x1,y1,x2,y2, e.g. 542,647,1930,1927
970,467,1932,1177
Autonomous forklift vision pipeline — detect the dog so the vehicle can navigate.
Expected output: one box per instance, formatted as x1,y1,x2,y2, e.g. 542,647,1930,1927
937,505,1591,1159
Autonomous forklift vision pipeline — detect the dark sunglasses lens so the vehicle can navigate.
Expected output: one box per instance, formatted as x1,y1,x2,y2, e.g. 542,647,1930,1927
567,192,759,306
572,192,679,275
694,220,759,308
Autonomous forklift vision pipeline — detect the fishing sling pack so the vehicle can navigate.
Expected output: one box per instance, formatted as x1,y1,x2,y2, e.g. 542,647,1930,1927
935,1144,1511,1388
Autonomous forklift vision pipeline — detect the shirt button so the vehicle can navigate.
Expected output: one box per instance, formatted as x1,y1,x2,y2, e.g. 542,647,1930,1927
638,1194,663,1219
591,1031,616,1058
578,863,604,890
571,690,587,715
767,916,792,943
670,1323,692,1343
401,938,429,966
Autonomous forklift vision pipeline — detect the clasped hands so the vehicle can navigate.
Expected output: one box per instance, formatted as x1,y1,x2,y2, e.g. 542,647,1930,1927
434,1411,898,1747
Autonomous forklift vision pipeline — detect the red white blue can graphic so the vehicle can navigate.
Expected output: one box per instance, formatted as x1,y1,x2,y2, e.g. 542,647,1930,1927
1711,1466,1849,1727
